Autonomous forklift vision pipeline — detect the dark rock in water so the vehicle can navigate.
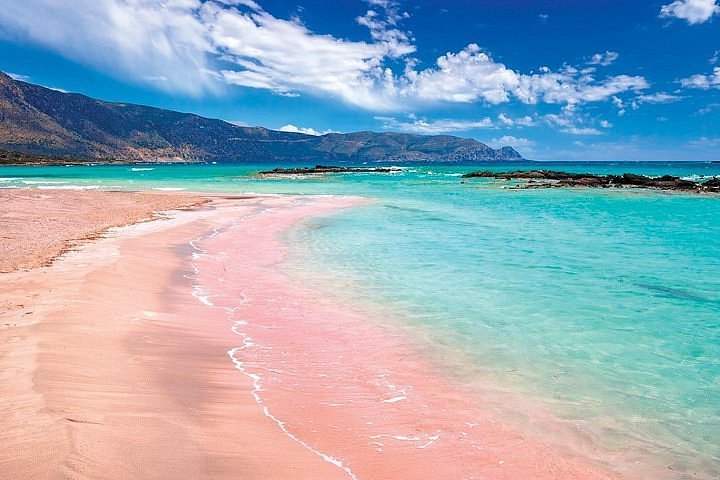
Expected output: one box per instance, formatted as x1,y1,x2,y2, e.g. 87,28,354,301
462,170,720,194
258,165,399,175
703,177,720,188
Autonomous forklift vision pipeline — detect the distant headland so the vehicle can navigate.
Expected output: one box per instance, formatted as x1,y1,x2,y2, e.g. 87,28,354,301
0,71,522,165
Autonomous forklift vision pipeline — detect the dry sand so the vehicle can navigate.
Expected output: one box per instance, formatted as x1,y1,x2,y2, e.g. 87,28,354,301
0,189,205,272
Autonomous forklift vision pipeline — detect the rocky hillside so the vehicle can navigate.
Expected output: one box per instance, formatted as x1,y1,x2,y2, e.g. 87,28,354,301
0,71,523,163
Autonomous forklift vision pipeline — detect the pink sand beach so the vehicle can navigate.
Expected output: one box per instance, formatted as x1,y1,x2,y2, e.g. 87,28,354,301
1,189,630,479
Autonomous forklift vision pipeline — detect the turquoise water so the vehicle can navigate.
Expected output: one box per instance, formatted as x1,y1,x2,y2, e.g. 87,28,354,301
2,161,719,476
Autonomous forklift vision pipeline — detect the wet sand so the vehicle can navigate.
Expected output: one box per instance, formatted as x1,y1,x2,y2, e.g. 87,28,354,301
1,189,627,479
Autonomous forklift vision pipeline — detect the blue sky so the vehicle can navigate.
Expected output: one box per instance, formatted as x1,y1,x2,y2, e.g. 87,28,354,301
0,0,718,160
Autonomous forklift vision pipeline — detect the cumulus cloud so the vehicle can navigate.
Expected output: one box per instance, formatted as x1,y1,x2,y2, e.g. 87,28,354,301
0,0,650,112
543,105,606,135
680,67,720,89
356,0,413,58
561,126,603,135
376,116,495,134
497,113,536,127
278,124,333,136
490,135,534,149
660,0,719,24
588,51,619,67
399,45,647,107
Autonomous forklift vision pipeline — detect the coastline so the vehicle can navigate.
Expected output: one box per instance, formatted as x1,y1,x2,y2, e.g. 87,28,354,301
0,189,207,273
1,188,636,479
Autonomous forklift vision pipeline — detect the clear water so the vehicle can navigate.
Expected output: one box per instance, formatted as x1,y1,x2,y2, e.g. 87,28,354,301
3,161,719,476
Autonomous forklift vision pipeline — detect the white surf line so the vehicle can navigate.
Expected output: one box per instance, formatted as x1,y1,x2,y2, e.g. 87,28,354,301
417,431,441,449
367,430,441,449
228,335,358,480
187,200,359,480
381,396,407,403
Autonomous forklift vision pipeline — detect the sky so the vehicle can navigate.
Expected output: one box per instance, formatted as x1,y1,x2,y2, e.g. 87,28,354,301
0,0,718,160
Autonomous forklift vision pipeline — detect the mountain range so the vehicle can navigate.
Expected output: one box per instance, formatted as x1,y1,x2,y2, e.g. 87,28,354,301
0,71,522,164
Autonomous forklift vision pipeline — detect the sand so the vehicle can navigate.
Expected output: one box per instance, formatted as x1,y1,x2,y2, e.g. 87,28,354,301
0,189,206,273
0,189,632,479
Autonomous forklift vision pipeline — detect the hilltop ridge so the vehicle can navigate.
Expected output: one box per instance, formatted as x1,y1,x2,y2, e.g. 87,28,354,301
0,71,523,164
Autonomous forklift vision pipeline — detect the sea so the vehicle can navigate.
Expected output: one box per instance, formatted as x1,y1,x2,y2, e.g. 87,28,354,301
2,161,719,477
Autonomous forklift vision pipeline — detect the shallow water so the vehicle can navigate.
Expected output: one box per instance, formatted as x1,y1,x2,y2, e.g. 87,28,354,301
3,161,720,477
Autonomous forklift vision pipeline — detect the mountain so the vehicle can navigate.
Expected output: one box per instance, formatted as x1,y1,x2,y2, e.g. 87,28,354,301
0,71,523,164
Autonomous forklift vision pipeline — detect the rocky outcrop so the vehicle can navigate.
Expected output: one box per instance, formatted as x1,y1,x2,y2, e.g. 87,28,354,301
462,170,720,193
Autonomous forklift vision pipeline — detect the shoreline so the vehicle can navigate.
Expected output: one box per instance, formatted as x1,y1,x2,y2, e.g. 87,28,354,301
0,189,208,273
1,188,648,479
1,191,353,479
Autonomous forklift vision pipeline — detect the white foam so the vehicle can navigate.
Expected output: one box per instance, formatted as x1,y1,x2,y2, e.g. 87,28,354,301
228,339,358,480
184,216,358,480
381,396,407,403
37,185,101,190
369,434,420,441
195,292,214,306
130,167,155,171
417,432,441,449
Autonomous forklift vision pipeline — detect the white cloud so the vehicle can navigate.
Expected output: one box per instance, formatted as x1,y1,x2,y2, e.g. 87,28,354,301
0,0,219,96
400,45,647,107
7,72,30,81
561,127,603,135
376,116,495,134
490,135,534,148
710,50,720,64
505,68,647,108
660,0,720,24
688,136,720,147
356,0,413,58
636,92,684,103
0,0,649,112
543,106,606,135
611,96,626,116
399,44,523,105
588,51,619,67
698,102,720,114
680,67,720,89
497,113,536,127
278,124,333,136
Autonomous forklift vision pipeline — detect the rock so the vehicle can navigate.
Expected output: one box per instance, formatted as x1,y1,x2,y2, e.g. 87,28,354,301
462,170,720,194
